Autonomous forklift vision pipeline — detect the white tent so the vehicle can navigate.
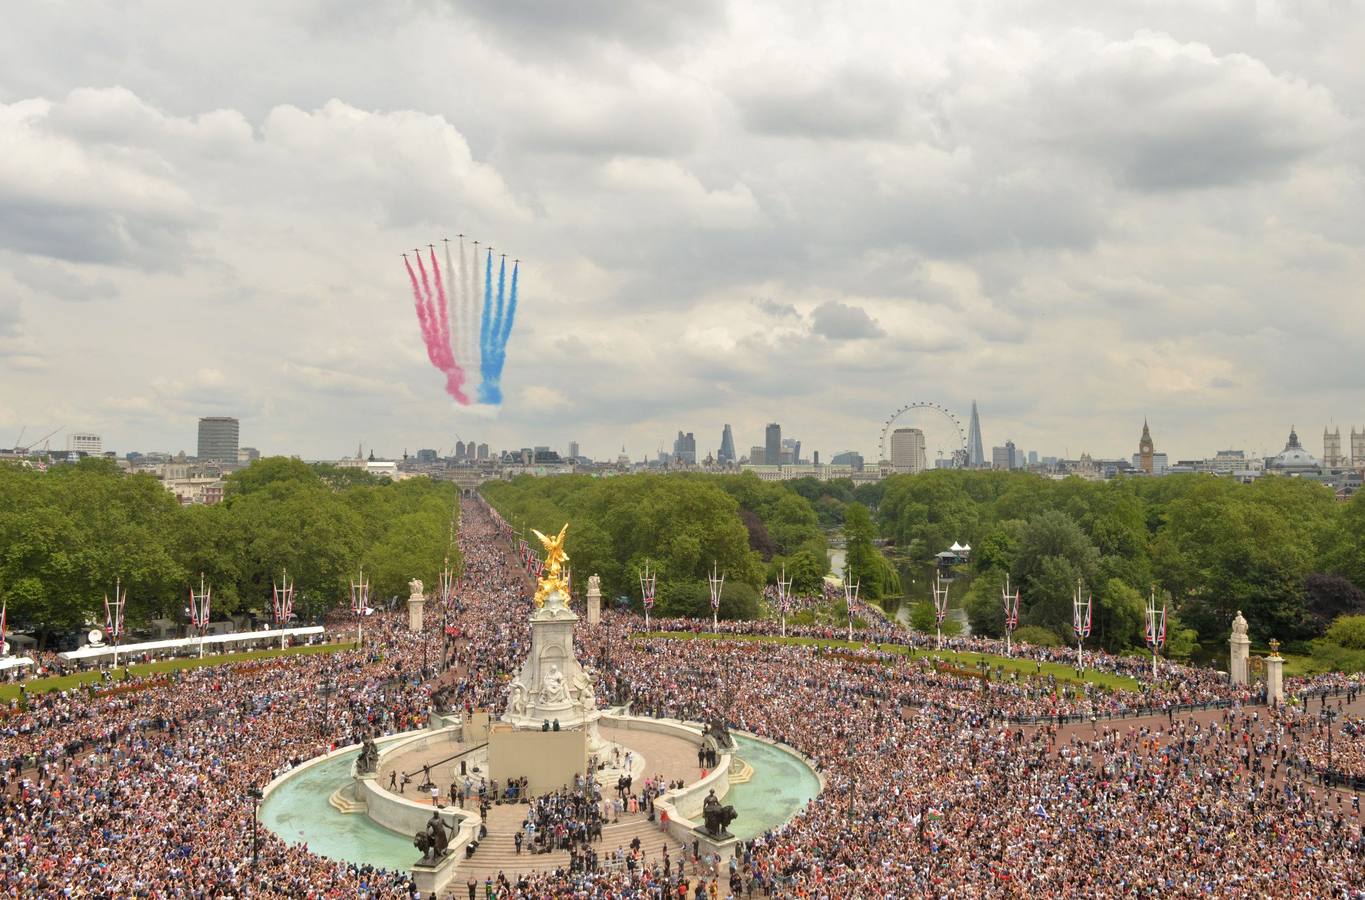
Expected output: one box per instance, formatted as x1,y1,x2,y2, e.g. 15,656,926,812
59,625,325,662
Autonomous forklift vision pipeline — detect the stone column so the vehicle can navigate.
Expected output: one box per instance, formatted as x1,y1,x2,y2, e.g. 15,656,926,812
407,594,425,633
1265,639,1284,707
1229,630,1250,686
586,574,601,626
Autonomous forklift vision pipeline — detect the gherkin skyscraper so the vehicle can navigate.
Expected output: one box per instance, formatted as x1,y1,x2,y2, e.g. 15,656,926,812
966,401,985,468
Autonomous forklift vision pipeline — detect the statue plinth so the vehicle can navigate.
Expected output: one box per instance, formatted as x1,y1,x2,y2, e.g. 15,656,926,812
1229,610,1250,686
406,577,425,634
692,827,741,868
502,586,602,749
410,850,459,896
586,573,602,626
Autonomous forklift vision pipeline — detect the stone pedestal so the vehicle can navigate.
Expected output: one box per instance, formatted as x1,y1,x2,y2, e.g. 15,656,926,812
1229,633,1250,686
411,851,459,896
502,586,603,752
586,575,601,627
1265,653,1284,707
692,828,741,870
407,594,425,633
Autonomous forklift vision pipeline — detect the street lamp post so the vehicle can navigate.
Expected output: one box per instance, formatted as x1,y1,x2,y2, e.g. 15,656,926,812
247,786,263,871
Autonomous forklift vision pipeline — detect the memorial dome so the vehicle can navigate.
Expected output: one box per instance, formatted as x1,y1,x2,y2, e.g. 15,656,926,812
1268,427,1320,474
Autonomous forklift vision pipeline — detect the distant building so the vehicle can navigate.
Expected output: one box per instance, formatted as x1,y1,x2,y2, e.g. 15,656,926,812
673,431,697,465
966,401,985,467
237,446,260,464
416,448,439,464
477,443,490,460
1352,428,1365,468
765,423,782,467
992,442,1017,470
1028,450,1039,466
1137,421,1155,474
781,437,802,465
749,445,767,465
1267,427,1320,476
718,425,736,465
1324,428,1344,468
197,417,239,465
567,441,580,460
66,433,102,455
455,440,467,459
831,450,864,471
890,428,927,473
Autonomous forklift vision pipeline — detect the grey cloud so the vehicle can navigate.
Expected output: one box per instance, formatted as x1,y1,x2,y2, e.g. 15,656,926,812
1024,32,1347,191
8,256,118,302
810,301,885,340
441,0,725,51
751,297,798,319
736,65,922,140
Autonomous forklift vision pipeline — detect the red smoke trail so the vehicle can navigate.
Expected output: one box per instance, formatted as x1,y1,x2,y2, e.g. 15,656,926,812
404,256,442,369
428,247,468,404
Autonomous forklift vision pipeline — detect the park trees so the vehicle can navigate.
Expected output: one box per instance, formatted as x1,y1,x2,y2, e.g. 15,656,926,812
0,457,460,641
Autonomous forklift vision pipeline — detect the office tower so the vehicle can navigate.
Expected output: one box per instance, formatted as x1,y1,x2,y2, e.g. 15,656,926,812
455,440,466,459
672,431,696,464
1028,450,1038,466
237,447,260,464
765,423,781,466
1323,428,1343,468
66,433,102,455
890,428,927,473
966,401,985,467
416,449,438,464
718,425,735,465
749,445,767,465
1138,420,1155,474
992,442,1017,470
197,417,239,464
831,450,864,470
813,450,820,466
568,441,580,460
781,438,801,465
477,443,489,460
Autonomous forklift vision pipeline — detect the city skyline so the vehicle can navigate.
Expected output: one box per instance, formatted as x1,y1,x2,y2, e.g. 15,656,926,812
2,5,1362,465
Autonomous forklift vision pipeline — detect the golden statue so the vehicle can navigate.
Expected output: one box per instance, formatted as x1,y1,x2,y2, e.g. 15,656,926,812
531,523,570,608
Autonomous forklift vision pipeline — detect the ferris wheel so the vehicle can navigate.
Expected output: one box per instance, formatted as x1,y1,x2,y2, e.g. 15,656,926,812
878,402,968,471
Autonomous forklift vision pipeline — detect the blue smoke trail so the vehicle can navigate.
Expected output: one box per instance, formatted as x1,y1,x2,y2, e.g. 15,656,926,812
477,255,520,405
499,261,519,350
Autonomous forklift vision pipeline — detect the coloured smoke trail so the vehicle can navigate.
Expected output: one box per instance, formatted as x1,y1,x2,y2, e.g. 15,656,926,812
402,237,518,407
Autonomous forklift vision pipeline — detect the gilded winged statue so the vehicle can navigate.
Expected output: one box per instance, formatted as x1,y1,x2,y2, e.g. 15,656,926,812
531,523,570,607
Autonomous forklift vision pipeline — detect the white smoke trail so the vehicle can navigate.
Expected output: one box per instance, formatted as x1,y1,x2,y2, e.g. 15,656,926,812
469,240,483,396
443,238,458,374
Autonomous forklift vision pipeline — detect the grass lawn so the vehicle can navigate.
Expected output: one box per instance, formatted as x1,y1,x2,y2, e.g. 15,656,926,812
635,631,1141,692
0,641,356,702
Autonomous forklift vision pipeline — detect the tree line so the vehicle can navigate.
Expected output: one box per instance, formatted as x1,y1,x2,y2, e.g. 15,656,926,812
865,469,1365,660
0,457,461,645
480,472,828,620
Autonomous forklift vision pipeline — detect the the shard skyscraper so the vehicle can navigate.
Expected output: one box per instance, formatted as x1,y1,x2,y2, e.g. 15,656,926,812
966,401,985,468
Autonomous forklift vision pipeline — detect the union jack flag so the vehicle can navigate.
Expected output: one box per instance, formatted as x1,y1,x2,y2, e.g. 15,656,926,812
1146,604,1167,651
1004,589,1020,631
1072,593,1092,639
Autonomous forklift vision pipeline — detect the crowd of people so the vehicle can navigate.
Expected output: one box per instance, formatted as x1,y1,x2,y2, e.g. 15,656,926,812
2,495,1363,897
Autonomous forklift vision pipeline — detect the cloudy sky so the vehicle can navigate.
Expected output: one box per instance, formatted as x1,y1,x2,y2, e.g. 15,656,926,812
2,1,1363,464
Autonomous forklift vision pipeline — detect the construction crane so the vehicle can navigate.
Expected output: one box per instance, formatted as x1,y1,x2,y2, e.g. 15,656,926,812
17,426,62,455
12,426,25,451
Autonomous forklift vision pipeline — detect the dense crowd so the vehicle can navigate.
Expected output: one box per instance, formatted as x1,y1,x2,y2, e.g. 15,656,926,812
2,495,1363,897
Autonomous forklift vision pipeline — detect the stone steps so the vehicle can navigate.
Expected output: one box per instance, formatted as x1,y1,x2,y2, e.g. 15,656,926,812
451,815,689,884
